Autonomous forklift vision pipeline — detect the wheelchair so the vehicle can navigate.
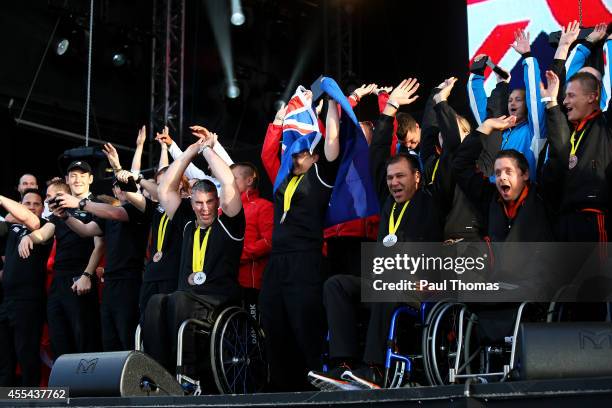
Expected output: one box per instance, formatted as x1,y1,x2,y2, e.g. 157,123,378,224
384,301,551,387
135,300,269,395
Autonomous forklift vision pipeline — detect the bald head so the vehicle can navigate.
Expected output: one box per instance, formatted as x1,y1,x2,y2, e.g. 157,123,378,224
18,174,38,196
578,66,602,82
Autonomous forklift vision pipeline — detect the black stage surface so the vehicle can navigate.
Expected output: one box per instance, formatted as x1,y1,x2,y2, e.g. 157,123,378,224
3,376,612,408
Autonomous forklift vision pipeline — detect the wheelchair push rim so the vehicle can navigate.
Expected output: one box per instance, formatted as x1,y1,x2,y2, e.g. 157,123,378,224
209,306,269,394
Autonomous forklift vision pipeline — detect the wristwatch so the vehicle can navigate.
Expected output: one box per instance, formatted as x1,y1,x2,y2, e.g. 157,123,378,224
78,197,90,211
81,271,94,280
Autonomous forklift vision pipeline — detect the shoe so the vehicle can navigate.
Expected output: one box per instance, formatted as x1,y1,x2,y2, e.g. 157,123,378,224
341,366,383,389
308,364,361,391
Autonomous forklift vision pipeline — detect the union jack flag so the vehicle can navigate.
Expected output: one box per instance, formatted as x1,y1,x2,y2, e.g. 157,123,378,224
273,85,322,191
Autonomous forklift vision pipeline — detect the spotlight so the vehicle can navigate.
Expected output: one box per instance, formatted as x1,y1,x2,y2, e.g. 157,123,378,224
55,38,70,56
273,99,285,111
230,0,245,26
227,82,240,99
112,53,126,67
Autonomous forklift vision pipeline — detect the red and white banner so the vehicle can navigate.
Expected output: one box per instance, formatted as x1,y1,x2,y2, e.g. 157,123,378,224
467,0,612,92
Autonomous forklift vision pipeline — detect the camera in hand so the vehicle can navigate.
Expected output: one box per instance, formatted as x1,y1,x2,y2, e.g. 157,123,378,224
114,176,138,193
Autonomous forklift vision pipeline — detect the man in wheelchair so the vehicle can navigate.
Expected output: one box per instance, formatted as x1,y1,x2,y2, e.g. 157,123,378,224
142,128,246,382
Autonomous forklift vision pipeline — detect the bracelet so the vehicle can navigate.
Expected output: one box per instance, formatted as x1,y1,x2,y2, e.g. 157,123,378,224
350,92,360,102
113,167,122,173
540,96,553,103
386,100,400,110
199,145,212,154
81,271,94,280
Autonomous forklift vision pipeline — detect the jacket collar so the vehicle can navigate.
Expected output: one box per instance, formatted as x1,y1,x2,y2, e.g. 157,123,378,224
241,188,259,203
499,183,530,220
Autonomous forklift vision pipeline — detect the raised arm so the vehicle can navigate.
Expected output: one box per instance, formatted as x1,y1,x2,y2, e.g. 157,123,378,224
103,143,123,176
467,55,489,125
56,192,129,222
261,104,286,182
324,99,340,162
452,116,516,212
433,77,463,154
191,127,242,217
158,139,202,220
157,129,207,180
371,78,420,201
541,70,571,160
115,170,147,212
603,35,611,113
554,21,580,64
158,137,169,169
512,29,547,155
420,86,441,165
131,125,147,175
0,195,40,231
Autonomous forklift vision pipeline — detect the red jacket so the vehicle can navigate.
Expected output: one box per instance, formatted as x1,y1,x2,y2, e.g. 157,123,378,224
239,189,274,289
323,215,380,241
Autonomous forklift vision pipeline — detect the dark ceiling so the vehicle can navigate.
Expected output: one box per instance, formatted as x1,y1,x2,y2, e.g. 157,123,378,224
0,0,468,197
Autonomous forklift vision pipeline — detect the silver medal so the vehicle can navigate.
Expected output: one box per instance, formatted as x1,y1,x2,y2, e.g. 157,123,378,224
568,154,578,170
188,272,207,286
280,211,287,224
383,234,398,247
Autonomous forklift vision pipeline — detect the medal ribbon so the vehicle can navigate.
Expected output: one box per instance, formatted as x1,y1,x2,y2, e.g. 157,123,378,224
570,109,601,156
156,213,169,253
283,175,304,216
569,128,587,156
388,200,410,235
429,158,440,184
192,227,211,273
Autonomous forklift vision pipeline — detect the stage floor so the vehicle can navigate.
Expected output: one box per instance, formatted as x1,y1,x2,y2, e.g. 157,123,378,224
3,376,612,407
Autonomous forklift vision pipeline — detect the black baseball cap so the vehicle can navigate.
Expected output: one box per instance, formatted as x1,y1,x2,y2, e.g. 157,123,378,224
66,160,92,174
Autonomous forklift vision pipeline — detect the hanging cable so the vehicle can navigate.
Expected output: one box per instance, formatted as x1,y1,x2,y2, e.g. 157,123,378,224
18,17,61,121
578,0,583,26
85,0,95,146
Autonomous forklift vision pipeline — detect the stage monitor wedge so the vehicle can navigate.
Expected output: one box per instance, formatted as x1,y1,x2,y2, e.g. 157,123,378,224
48,350,184,397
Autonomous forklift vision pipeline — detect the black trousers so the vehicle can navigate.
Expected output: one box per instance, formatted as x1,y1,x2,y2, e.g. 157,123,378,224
326,237,370,279
101,279,141,351
556,211,608,242
323,275,400,366
259,251,326,391
0,299,45,386
143,290,228,376
47,275,101,359
139,279,178,326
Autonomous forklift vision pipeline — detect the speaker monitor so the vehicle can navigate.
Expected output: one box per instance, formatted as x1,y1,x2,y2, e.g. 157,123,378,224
517,322,612,380
48,351,184,397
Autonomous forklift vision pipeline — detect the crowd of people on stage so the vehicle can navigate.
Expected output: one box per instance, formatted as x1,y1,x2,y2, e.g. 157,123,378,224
0,22,611,392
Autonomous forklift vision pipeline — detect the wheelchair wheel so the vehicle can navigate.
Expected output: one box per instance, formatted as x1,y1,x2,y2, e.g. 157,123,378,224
421,301,451,385
426,303,475,385
209,306,269,394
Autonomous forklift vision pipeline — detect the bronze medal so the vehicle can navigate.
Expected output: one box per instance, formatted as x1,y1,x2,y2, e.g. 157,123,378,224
153,251,163,263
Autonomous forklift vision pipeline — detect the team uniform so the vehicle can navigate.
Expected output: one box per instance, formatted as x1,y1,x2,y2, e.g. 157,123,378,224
139,198,192,322
46,204,101,357
143,203,245,376
468,54,547,181
259,154,339,391
96,203,149,351
0,218,52,386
